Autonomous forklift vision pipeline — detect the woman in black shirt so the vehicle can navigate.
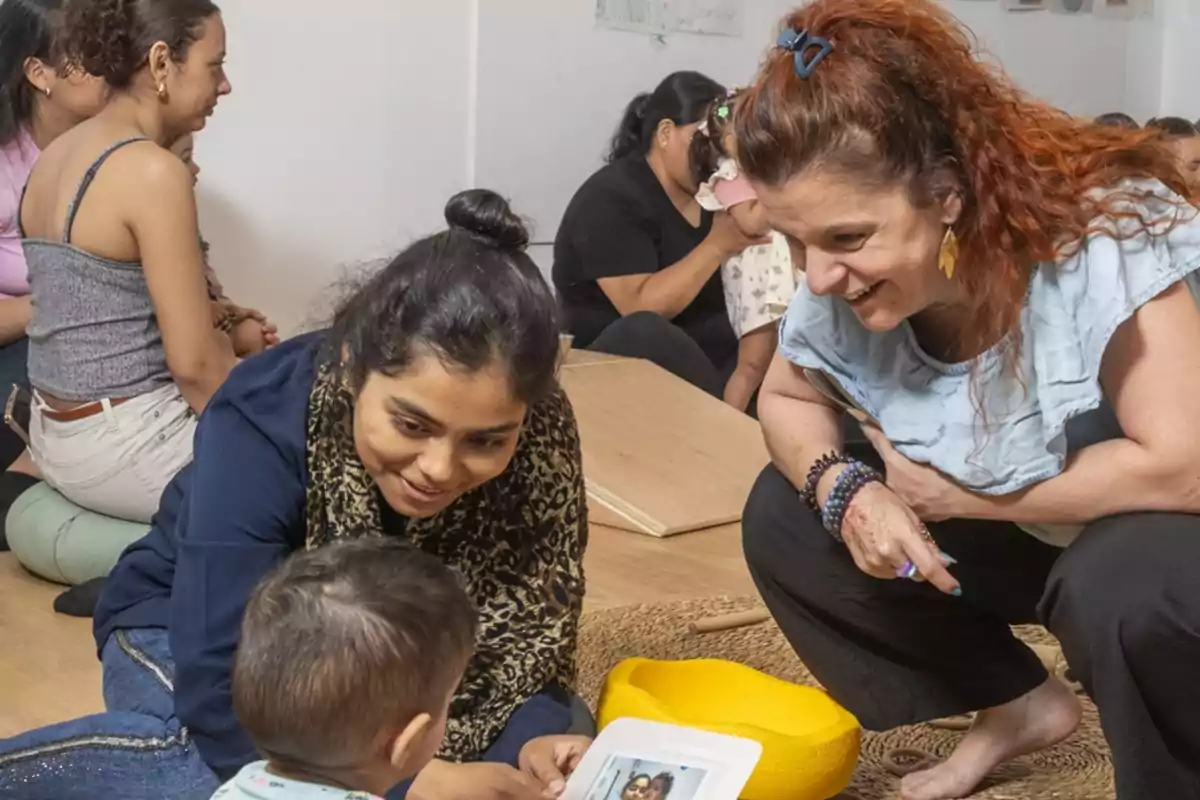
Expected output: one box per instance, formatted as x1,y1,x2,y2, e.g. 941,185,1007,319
552,72,767,398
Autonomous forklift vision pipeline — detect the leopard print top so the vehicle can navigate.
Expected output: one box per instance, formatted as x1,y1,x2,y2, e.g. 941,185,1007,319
304,363,587,762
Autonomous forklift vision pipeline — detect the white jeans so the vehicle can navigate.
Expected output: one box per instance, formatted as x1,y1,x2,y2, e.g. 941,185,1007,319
29,383,197,523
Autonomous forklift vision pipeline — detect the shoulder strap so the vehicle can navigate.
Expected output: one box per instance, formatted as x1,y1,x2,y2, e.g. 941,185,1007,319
17,181,29,239
63,136,150,243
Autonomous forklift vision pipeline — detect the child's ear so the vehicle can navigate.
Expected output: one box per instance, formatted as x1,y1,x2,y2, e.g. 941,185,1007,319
386,712,434,770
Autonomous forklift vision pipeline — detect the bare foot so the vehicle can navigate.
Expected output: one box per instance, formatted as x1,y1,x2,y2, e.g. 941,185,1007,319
900,677,1082,800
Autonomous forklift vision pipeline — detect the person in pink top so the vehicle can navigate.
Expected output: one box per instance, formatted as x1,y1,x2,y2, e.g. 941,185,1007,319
0,0,107,540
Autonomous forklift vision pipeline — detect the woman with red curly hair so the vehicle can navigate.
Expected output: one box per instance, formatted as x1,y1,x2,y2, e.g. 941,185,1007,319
737,1,1200,798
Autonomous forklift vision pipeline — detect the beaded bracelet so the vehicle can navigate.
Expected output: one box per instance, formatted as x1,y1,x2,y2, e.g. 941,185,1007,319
799,451,851,509
820,461,882,541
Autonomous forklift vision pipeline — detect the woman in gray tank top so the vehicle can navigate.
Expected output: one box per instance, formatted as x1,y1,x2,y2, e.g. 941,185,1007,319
18,0,235,522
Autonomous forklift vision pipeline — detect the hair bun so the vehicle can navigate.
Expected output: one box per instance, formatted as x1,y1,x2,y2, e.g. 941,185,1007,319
444,189,529,251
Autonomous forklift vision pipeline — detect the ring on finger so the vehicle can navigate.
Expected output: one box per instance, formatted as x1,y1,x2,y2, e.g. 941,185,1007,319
894,559,920,580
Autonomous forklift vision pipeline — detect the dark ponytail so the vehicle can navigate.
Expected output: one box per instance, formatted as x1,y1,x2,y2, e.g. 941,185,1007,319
59,0,219,89
326,189,560,406
605,71,725,163
607,92,652,163
0,0,61,145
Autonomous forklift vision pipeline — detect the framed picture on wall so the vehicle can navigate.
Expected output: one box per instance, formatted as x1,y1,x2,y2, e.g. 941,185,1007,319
1095,0,1136,18
1001,0,1049,10
1050,0,1093,13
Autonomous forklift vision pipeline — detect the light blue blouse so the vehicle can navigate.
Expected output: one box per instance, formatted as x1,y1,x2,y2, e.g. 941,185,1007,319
779,182,1200,542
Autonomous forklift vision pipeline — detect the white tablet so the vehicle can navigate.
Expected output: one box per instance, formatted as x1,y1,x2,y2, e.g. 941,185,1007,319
562,719,762,800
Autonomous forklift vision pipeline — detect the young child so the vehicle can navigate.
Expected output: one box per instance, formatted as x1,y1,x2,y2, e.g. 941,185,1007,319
169,133,278,357
1146,116,1200,191
691,90,798,413
213,538,478,799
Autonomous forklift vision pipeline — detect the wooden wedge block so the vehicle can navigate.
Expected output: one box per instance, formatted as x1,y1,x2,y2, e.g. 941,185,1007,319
559,355,770,537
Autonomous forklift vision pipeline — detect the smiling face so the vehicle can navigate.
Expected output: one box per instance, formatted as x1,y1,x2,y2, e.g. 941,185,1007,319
752,169,963,332
352,352,527,519
621,776,653,800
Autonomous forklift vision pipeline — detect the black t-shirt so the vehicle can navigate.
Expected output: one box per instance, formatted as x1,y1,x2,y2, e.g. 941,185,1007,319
552,155,737,370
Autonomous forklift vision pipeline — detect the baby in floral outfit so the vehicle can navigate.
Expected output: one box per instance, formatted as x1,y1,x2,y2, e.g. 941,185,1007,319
691,91,799,411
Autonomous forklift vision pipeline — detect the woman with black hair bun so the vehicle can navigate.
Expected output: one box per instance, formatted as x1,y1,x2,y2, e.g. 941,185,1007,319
0,189,593,800
553,71,769,401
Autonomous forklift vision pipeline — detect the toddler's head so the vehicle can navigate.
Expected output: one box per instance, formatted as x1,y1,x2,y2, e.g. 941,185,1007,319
169,133,201,185
233,538,478,796
690,89,770,238
1147,116,1200,189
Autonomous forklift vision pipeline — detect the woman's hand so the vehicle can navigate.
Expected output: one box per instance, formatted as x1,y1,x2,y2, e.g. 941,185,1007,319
835,478,961,596
409,759,545,800
861,425,974,522
519,735,592,798
707,211,771,257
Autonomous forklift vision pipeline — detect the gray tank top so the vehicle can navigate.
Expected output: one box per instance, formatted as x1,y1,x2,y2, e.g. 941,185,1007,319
22,137,172,402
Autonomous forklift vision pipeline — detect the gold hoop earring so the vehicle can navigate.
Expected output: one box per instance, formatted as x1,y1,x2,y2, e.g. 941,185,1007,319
938,227,959,280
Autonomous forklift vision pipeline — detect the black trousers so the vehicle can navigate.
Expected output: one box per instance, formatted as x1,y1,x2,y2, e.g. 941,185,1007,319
588,311,732,399
743,464,1200,799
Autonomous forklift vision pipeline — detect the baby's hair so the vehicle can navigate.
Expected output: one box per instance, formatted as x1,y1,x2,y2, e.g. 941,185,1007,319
1146,116,1198,138
690,88,743,188
233,538,478,772
1094,112,1139,130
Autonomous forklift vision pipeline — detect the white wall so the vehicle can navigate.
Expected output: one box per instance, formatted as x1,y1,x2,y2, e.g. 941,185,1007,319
1157,0,1200,118
195,1,1164,335
196,2,474,334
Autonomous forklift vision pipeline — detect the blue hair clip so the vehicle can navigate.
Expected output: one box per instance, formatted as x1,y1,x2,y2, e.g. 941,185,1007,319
777,27,833,79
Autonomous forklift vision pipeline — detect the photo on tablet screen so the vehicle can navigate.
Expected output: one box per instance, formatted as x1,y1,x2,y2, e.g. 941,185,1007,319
584,756,709,800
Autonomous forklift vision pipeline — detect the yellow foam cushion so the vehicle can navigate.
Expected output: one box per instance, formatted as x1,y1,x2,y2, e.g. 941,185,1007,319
596,658,860,800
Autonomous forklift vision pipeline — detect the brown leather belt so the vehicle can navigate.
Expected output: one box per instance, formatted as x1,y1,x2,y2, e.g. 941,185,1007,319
41,396,134,423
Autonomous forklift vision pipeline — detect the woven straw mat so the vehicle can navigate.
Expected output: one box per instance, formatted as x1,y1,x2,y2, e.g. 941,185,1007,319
577,595,1114,800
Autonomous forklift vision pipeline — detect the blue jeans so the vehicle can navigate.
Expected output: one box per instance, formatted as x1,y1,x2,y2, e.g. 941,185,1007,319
0,628,595,800
0,628,219,800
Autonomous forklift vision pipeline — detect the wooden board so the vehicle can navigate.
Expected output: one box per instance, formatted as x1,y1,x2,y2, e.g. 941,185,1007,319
559,357,769,537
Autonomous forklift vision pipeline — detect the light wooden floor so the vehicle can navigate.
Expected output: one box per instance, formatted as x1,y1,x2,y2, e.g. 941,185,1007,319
0,522,754,738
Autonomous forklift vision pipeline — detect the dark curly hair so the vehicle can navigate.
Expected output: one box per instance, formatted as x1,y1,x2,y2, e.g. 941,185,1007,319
736,0,1193,377
58,0,219,89
325,189,561,406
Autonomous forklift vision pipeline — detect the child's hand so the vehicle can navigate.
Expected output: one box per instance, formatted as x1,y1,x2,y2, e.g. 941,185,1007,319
708,211,771,257
519,735,592,798
241,308,279,347
229,318,269,357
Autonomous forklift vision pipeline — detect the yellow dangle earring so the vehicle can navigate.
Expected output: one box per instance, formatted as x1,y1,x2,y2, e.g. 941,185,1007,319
938,227,959,280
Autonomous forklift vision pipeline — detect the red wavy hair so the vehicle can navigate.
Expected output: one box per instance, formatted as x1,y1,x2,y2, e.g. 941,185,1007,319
735,0,1195,366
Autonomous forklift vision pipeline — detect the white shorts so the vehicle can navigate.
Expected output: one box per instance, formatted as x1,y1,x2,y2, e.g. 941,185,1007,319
29,383,197,523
